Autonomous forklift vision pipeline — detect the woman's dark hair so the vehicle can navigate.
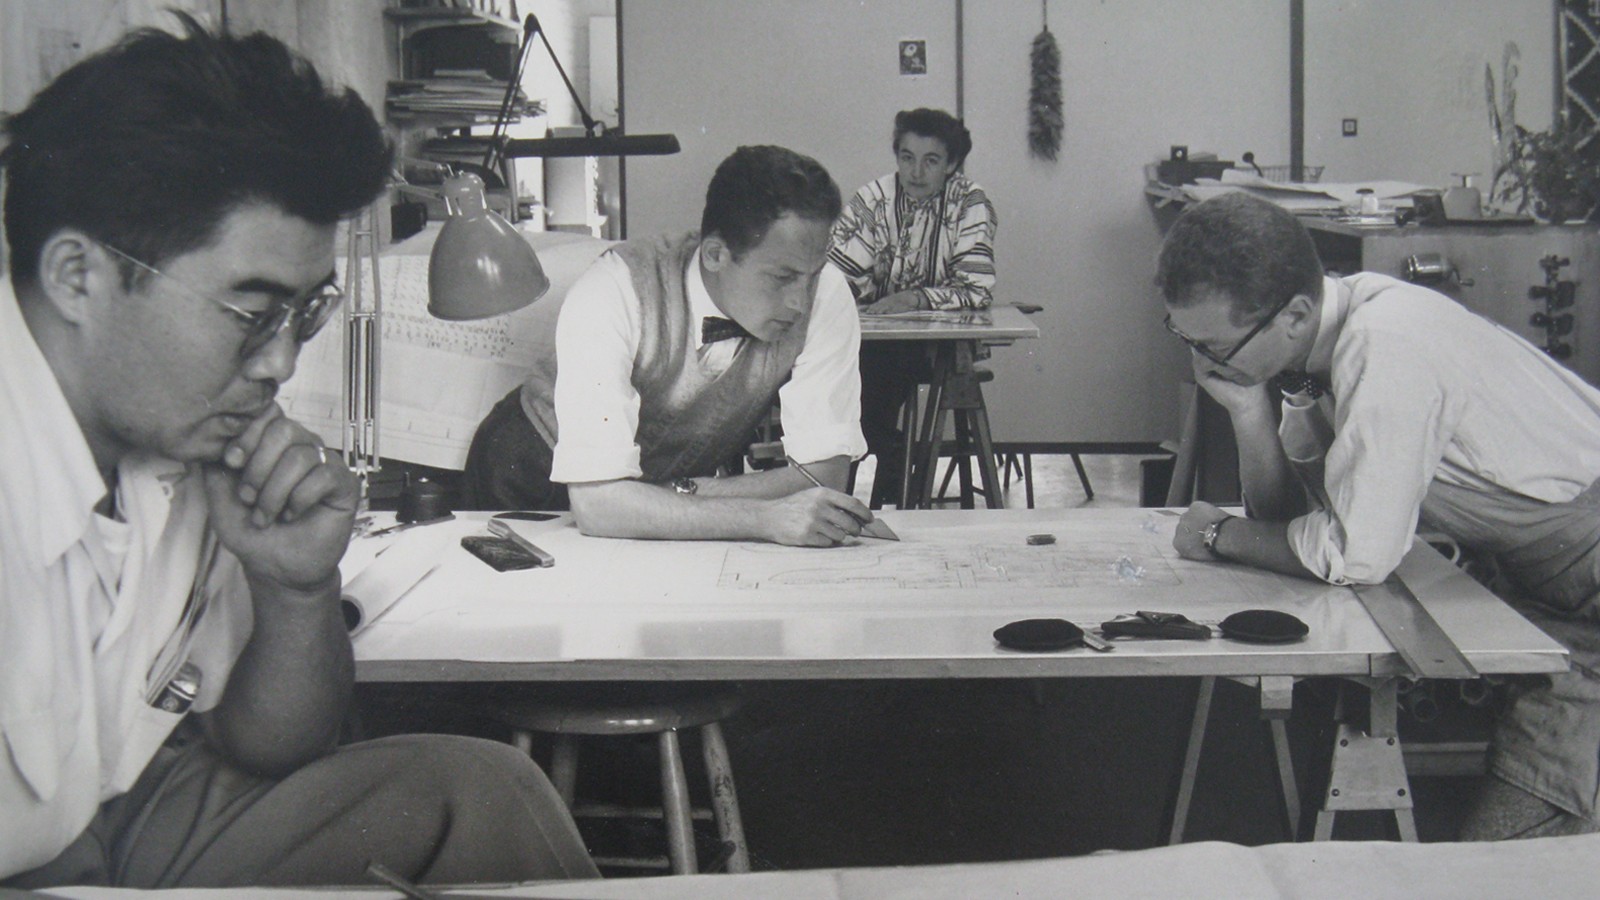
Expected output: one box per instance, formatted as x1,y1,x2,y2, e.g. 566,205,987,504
893,108,973,169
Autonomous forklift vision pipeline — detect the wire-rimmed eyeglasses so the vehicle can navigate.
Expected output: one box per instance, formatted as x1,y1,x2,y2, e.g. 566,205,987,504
99,241,344,358
1163,293,1296,367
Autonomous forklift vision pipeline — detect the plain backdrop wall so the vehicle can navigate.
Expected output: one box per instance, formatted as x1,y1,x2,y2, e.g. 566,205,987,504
621,0,960,239
1304,0,1556,188
960,1,1289,443
622,0,1288,443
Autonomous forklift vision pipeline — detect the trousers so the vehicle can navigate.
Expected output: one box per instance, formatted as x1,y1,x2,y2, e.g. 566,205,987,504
4,732,598,889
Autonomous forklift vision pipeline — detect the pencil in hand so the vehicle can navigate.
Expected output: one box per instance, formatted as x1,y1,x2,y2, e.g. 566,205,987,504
784,456,900,541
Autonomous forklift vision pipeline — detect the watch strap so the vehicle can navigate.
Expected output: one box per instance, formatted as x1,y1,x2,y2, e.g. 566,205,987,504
1201,516,1231,559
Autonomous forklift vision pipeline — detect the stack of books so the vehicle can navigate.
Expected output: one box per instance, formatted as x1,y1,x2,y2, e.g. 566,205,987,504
386,69,542,124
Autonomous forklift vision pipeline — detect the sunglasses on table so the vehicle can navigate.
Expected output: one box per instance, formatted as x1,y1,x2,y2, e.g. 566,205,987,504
1163,292,1296,367
99,241,345,358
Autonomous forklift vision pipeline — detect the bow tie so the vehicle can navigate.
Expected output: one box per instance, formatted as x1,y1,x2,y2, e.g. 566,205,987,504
701,316,753,344
1271,370,1327,399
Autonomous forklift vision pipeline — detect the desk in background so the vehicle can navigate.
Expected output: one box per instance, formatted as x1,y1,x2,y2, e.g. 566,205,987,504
349,507,1565,843
1300,218,1600,385
859,307,1040,509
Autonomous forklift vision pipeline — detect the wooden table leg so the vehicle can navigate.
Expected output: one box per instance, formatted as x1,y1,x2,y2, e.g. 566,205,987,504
1169,675,1216,845
896,378,921,509
1312,677,1418,842
913,347,954,509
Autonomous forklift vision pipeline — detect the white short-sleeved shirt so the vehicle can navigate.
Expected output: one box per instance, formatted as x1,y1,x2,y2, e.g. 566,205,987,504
549,248,867,484
0,280,253,878
1284,273,1600,584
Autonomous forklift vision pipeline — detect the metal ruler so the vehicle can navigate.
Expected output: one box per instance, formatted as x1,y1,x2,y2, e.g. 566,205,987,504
1352,576,1480,680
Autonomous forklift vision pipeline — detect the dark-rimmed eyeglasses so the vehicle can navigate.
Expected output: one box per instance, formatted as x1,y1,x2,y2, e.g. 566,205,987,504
99,241,344,358
1164,293,1295,367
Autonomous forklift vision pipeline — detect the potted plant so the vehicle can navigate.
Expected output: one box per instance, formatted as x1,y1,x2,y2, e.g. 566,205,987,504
1492,118,1600,223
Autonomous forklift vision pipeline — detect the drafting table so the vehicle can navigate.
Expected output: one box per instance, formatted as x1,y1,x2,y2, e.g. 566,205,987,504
859,306,1040,509
348,507,1566,843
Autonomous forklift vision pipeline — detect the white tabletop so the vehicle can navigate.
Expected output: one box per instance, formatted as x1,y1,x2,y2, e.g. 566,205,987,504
348,508,1567,683
858,304,1039,343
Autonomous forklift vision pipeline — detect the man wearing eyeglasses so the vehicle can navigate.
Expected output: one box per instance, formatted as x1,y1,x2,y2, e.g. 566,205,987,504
1156,192,1600,841
0,16,594,889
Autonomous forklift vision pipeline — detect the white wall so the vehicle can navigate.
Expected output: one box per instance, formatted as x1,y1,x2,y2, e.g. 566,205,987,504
1303,0,1556,188
1,0,220,114
963,0,1290,443
622,0,959,240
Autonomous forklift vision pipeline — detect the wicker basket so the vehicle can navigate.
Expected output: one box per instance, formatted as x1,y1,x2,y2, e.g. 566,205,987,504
1256,164,1325,184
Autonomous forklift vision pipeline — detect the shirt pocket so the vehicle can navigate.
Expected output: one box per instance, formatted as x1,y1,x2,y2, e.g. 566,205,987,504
106,699,187,794
3,709,63,803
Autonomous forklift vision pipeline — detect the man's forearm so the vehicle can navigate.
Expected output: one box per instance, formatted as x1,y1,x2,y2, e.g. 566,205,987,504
1212,515,1315,580
569,479,781,541
202,574,353,776
1229,403,1307,522
698,455,851,497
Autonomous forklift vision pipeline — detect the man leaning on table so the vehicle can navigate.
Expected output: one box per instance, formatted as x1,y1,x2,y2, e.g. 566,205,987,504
461,145,874,547
1157,192,1600,841
0,16,596,888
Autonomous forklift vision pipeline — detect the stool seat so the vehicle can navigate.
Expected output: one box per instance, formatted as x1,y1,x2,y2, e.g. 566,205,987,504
489,685,749,876
495,690,744,735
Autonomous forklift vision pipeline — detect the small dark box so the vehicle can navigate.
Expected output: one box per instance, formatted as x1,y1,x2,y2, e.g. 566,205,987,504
1156,158,1234,185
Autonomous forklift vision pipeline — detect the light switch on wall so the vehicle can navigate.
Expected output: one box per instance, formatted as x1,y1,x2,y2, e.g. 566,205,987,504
1342,118,1359,137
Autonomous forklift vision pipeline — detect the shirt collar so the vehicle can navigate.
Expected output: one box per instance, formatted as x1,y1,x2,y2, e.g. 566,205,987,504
895,176,947,213
0,278,184,567
1304,275,1349,379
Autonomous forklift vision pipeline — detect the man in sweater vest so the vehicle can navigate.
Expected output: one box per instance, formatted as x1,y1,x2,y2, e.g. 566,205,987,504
462,145,874,546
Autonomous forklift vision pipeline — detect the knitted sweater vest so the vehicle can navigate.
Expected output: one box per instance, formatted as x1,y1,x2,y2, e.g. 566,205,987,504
520,231,811,480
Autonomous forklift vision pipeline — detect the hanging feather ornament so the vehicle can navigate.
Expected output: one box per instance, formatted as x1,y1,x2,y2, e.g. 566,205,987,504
1028,1,1063,161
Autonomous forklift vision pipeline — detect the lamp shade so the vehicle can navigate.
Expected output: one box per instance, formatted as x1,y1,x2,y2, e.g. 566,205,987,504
427,173,550,320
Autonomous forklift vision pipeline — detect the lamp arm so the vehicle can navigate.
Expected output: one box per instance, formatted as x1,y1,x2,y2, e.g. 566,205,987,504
483,15,539,172
483,14,602,173
527,14,602,137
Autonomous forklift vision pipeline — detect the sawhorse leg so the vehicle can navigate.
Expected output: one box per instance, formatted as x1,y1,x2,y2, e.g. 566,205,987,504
917,342,1004,509
1170,675,1299,844
1312,677,1418,841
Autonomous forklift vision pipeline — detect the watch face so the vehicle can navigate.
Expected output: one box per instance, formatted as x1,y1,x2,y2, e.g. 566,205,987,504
673,477,698,495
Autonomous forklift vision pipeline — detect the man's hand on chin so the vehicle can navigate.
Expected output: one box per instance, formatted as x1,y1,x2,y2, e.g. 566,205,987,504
202,404,356,592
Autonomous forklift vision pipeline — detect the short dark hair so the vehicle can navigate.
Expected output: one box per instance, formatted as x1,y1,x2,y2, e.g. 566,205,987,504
2,12,392,287
893,108,973,168
1154,193,1324,324
700,145,842,259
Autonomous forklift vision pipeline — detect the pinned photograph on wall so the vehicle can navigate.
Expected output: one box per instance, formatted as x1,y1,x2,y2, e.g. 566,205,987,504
899,39,927,76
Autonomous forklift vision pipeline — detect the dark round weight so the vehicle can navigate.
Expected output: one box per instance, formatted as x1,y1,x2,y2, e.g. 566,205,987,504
1219,609,1309,644
396,477,451,523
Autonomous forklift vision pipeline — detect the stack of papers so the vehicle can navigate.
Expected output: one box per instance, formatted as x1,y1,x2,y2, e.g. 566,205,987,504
386,71,542,123
1174,170,1428,214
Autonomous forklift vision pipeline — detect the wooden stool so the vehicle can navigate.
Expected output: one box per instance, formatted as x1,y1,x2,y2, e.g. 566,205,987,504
492,687,750,875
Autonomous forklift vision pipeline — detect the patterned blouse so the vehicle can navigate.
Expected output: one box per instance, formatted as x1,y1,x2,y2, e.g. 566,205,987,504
828,171,997,311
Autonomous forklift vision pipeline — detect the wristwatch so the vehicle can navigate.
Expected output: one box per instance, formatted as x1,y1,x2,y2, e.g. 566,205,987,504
671,477,699,496
1200,516,1231,559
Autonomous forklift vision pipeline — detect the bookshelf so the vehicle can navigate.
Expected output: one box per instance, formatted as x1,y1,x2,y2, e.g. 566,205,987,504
383,4,541,222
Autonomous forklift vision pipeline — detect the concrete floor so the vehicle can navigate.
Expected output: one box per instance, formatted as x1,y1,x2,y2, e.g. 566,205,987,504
357,453,1489,874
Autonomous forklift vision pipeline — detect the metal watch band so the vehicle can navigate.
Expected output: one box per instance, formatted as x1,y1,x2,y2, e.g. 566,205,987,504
671,477,698,495
1201,516,1231,559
